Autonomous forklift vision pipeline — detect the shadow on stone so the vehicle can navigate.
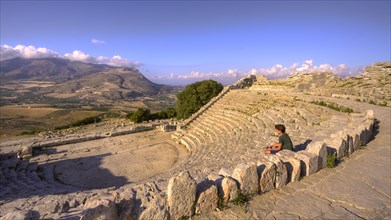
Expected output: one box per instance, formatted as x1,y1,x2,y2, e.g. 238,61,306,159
294,139,312,151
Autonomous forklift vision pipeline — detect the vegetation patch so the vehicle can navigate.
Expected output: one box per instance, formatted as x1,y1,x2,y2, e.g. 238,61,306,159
326,153,337,168
310,100,354,113
126,107,176,123
231,190,249,207
176,80,223,119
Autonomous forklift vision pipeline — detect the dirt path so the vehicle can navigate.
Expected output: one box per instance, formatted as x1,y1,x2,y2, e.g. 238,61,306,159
198,99,391,219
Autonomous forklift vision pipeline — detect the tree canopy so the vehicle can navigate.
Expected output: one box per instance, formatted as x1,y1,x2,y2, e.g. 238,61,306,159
176,80,223,119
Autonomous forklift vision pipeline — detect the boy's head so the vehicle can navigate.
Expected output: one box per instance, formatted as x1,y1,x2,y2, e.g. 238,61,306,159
274,124,286,134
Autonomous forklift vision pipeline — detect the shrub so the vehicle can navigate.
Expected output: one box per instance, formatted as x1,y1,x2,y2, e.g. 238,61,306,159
231,190,249,207
176,80,223,119
127,108,151,123
326,153,337,168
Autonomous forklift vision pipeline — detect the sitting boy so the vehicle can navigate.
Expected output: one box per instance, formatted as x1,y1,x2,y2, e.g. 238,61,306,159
265,124,293,154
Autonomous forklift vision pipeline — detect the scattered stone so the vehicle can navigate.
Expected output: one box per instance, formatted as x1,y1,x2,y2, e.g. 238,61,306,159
231,162,258,196
167,171,197,219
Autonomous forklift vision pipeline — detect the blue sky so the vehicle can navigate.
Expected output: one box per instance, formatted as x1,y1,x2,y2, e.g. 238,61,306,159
1,0,390,85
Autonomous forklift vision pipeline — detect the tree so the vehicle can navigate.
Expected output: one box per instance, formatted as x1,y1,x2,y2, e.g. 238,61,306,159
176,80,223,119
128,108,151,123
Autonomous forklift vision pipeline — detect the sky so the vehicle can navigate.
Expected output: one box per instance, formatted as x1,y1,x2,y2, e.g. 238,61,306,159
1,0,390,85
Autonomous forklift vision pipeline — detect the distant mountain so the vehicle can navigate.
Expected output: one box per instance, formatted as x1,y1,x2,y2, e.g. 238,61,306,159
0,57,179,107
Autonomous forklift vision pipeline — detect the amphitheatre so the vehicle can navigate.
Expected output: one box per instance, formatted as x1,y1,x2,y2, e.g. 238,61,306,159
0,62,390,219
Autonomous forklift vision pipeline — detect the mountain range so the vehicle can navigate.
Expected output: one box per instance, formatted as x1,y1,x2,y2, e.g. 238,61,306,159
0,58,179,108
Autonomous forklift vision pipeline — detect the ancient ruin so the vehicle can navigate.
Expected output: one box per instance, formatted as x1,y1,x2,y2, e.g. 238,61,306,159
0,62,390,219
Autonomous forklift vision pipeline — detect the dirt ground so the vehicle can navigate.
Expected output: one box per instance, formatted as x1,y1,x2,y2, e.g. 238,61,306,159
30,129,188,189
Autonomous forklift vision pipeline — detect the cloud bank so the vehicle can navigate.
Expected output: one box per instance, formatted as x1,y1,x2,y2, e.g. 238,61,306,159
154,60,363,85
0,44,141,67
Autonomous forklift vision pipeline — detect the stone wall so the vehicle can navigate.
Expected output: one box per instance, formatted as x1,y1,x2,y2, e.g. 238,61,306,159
79,110,376,220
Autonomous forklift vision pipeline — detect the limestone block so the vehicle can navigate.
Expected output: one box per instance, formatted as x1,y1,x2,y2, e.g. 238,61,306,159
167,171,197,219
358,124,370,145
294,151,318,176
349,129,361,151
231,162,258,196
80,194,118,220
256,160,275,193
218,176,239,205
265,155,288,189
195,181,219,214
276,150,301,182
218,167,233,177
305,141,328,170
324,134,348,159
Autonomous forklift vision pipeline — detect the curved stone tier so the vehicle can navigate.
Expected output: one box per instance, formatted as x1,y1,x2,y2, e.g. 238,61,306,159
0,76,378,219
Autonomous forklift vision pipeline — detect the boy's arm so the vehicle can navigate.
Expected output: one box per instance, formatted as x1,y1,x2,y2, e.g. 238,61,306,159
272,143,282,149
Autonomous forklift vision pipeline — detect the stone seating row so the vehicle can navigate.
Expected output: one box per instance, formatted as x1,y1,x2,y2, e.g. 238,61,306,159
80,110,375,220
0,157,78,198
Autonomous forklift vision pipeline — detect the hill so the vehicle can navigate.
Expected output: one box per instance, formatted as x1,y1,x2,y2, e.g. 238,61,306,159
0,57,180,109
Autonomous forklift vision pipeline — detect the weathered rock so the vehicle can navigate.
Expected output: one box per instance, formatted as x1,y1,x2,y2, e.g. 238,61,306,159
167,171,197,219
138,193,168,220
218,176,239,205
305,141,328,170
276,150,301,182
266,155,288,189
324,133,348,159
0,210,40,220
34,197,69,215
256,160,275,193
366,109,374,120
218,167,233,176
294,151,319,176
133,182,169,220
231,162,258,196
113,188,136,220
80,194,118,220
195,180,219,214
20,145,32,160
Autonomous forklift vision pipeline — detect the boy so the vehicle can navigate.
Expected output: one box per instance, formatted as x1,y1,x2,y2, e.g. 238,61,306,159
265,124,293,154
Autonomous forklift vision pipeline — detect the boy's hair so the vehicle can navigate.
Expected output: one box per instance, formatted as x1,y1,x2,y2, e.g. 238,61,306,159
275,124,286,133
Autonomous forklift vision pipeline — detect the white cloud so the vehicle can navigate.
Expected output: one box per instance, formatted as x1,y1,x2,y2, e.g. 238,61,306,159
154,60,363,85
91,38,105,45
0,44,142,67
0,44,59,61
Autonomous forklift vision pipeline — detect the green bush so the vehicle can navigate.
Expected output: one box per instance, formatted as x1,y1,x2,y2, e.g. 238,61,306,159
326,153,337,168
231,190,249,207
176,80,223,119
310,100,353,113
127,108,177,123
